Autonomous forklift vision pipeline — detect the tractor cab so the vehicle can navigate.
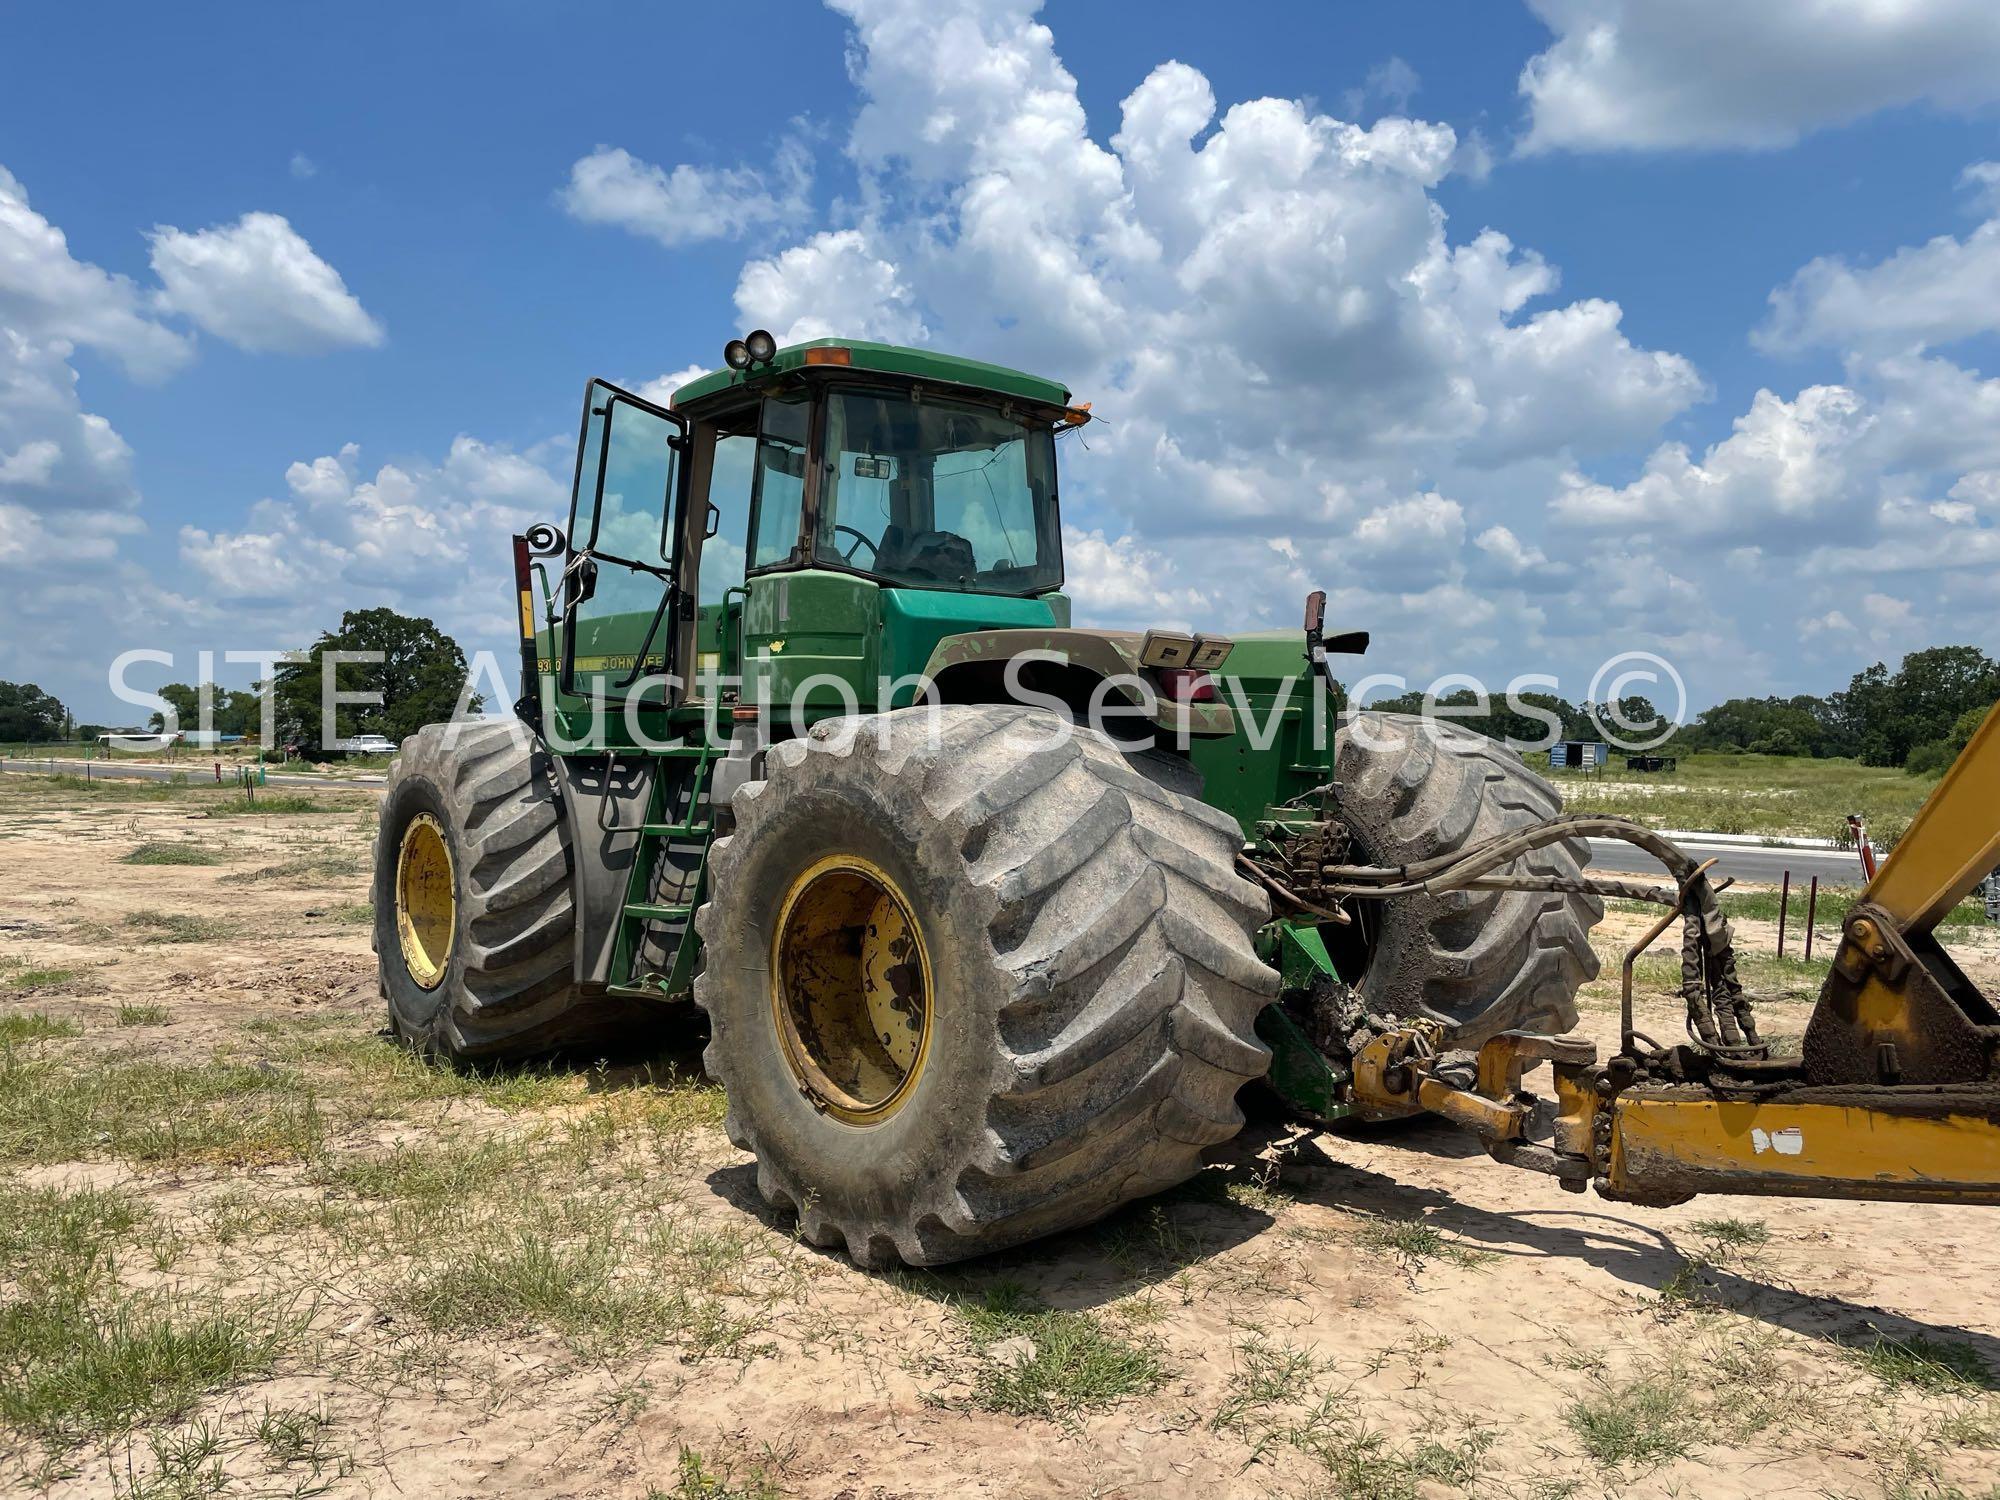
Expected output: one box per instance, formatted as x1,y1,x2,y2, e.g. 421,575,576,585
543,336,1088,722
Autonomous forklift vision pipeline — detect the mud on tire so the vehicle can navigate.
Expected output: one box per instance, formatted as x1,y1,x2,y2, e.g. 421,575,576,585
375,720,638,1060
693,705,1278,1268
1332,711,1601,1041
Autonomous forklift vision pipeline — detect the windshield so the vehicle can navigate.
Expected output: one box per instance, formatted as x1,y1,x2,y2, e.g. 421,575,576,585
815,388,1061,593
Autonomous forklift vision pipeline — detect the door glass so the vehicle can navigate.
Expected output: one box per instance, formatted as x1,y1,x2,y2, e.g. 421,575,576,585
749,393,809,569
699,426,756,604
564,380,686,698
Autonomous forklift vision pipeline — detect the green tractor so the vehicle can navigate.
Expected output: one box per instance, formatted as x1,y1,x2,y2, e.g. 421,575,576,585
374,333,1600,1266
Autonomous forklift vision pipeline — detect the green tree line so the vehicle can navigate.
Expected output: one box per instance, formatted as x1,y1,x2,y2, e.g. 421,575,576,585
1673,645,1997,770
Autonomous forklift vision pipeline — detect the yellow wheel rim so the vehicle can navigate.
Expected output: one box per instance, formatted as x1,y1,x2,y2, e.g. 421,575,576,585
770,854,933,1126
395,813,456,990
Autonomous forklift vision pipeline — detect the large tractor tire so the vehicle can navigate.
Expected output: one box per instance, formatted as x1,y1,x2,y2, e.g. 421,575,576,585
1331,711,1600,1041
375,720,635,1059
693,705,1278,1268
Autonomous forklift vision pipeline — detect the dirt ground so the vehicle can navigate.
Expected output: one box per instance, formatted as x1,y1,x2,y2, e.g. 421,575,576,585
3,775,1999,1500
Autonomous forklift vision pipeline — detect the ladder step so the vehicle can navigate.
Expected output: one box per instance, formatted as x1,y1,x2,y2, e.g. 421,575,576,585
640,822,710,837
624,902,692,922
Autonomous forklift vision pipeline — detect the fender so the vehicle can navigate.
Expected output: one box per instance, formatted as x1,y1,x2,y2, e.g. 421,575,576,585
918,627,1236,739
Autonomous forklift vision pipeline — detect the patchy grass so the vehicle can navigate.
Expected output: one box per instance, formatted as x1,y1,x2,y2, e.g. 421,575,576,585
262,1027,593,1112
1689,1216,1770,1251
396,1221,763,1360
0,1179,295,1447
956,1283,1166,1420
10,773,202,803
1566,1372,1702,1467
657,1447,786,1500
0,1181,150,1296
120,842,228,867
1211,1336,1322,1434
0,1011,81,1043
117,1003,173,1027
6,966,78,992
0,1292,295,1446
124,910,235,944
317,900,374,926
204,793,326,816
1855,1334,2000,1394
1354,1216,1492,1271
1210,1336,1494,1500
1715,885,1988,932
253,1400,344,1471
0,1049,324,1165
229,849,368,885
1626,948,1830,1003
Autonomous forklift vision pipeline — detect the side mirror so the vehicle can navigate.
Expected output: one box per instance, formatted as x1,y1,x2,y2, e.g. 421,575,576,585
1302,589,1326,635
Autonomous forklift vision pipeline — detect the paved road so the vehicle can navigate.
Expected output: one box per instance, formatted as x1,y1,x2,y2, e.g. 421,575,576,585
1585,836,1864,889
0,757,384,792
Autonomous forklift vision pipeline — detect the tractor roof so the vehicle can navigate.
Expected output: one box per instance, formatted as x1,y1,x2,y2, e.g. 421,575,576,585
670,338,1073,411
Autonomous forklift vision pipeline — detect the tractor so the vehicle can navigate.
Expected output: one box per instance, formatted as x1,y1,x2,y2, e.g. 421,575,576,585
376,332,2000,1268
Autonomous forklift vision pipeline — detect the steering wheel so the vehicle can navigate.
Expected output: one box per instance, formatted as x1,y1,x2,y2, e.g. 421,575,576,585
833,525,879,564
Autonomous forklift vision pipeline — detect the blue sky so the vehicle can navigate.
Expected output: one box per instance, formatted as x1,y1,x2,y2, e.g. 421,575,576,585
4,0,1998,724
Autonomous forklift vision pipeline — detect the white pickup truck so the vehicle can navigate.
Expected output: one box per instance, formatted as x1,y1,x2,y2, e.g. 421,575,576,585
332,734,398,755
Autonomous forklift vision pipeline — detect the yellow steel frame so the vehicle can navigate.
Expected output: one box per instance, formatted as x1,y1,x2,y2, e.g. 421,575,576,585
1859,699,2000,932
1606,1097,2000,1204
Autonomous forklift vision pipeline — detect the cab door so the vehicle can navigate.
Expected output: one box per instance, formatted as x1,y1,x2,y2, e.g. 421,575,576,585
559,379,690,704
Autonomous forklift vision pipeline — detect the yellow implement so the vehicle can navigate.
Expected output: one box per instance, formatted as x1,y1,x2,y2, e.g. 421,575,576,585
1354,700,2000,1208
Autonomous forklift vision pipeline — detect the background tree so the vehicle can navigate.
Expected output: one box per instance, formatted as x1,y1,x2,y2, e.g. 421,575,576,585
1362,688,1595,747
267,608,480,751
147,684,263,735
0,681,69,743
1905,703,1995,777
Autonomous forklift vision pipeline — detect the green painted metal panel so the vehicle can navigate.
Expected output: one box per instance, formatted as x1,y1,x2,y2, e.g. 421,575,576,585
1255,1006,1352,1121
1190,629,1338,839
732,570,1070,714
673,339,1072,410
742,570,879,712
1250,919,1352,1120
878,588,1065,704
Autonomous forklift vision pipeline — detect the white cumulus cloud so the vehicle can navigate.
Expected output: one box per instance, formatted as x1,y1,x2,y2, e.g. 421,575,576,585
561,132,811,247
149,212,384,354
0,167,190,379
1519,0,2000,153
1760,172,2000,354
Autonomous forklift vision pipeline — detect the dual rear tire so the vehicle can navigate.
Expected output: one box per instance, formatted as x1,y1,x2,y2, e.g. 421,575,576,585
374,721,638,1058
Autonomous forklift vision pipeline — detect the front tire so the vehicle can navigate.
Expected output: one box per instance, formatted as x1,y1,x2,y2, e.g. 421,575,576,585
693,706,1278,1268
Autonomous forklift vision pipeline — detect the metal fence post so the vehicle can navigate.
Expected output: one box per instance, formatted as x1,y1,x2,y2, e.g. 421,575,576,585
1777,869,1791,958
1805,876,1820,963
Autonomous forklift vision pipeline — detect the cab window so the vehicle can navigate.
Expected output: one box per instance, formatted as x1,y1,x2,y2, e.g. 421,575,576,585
749,392,809,570
814,387,1060,594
